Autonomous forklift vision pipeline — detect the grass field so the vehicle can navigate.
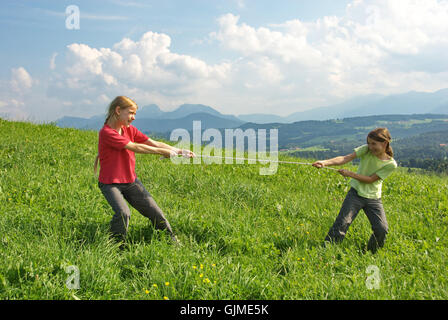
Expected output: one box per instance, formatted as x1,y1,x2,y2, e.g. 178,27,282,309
0,119,447,299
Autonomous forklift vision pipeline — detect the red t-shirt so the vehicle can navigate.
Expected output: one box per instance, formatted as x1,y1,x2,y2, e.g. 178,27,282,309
98,124,149,184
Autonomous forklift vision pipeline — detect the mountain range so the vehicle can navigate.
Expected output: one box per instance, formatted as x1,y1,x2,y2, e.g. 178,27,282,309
56,88,448,133
238,88,448,123
56,104,245,133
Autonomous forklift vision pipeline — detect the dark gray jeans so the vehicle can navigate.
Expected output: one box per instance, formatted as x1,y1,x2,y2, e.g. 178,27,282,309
98,178,174,241
325,188,388,253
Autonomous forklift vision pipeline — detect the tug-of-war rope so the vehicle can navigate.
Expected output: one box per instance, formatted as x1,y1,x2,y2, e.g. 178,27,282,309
166,154,338,170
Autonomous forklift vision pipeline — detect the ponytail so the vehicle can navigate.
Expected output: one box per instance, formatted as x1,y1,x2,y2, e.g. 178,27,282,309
94,154,99,176
385,143,393,158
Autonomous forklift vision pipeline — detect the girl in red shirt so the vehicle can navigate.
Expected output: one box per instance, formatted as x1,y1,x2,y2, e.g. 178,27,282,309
95,96,194,247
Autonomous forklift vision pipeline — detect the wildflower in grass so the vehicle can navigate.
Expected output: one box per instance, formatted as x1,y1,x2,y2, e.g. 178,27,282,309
152,284,158,288
163,296,169,300
192,265,197,269
199,273,203,278
145,289,149,294
165,282,170,286
203,278,211,284
212,264,216,267
200,264,204,270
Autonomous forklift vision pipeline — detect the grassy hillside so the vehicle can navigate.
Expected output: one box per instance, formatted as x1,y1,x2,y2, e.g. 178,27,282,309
0,119,447,299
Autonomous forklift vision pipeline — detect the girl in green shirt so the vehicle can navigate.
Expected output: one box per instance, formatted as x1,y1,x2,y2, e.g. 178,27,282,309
312,128,397,253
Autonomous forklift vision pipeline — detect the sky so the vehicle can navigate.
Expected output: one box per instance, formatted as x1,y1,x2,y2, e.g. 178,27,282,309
1,0,448,122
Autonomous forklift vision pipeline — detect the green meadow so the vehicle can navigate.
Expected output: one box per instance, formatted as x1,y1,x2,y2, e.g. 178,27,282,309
0,119,447,299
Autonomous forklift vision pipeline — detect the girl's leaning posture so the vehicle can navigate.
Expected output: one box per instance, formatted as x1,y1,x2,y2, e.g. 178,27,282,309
312,128,397,253
95,96,195,247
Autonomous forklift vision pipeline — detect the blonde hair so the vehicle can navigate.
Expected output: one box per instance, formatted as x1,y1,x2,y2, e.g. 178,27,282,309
104,96,138,124
367,127,394,158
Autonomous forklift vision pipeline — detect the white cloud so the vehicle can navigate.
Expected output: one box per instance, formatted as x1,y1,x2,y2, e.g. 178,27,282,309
10,67,33,92
9,0,448,121
207,0,448,113
47,31,232,116
0,94,31,121
50,53,58,70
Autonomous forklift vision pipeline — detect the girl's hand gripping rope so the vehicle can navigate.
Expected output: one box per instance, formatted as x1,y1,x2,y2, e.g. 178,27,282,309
178,149,196,158
161,149,196,160
161,149,178,159
312,160,326,168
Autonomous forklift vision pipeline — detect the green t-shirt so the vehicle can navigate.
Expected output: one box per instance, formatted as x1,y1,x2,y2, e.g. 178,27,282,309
349,145,397,199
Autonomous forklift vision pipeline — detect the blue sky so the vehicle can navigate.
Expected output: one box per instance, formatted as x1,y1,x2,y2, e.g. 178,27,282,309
1,0,351,73
1,0,448,121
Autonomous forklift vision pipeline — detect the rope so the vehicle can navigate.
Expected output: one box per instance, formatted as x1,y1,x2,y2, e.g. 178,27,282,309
166,154,338,171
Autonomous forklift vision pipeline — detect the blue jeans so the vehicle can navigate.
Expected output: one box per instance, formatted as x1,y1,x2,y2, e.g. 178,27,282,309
98,178,174,241
325,188,388,253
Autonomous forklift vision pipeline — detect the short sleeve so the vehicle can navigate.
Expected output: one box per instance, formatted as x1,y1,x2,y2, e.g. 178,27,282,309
354,145,369,158
100,127,130,150
132,126,149,144
375,161,397,180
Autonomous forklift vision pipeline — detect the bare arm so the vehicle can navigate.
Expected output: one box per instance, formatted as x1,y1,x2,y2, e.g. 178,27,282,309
124,141,176,158
143,138,196,158
93,140,179,175
144,138,180,152
338,170,381,184
313,152,380,184
312,152,357,168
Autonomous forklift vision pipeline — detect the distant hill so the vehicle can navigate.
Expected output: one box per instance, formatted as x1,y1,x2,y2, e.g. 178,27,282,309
138,104,242,122
56,103,245,132
134,112,244,135
284,94,386,122
432,102,448,114
56,88,448,132
236,89,448,123
336,89,448,118
237,113,448,150
136,104,165,118
56,114,104,130
237,113,288,124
